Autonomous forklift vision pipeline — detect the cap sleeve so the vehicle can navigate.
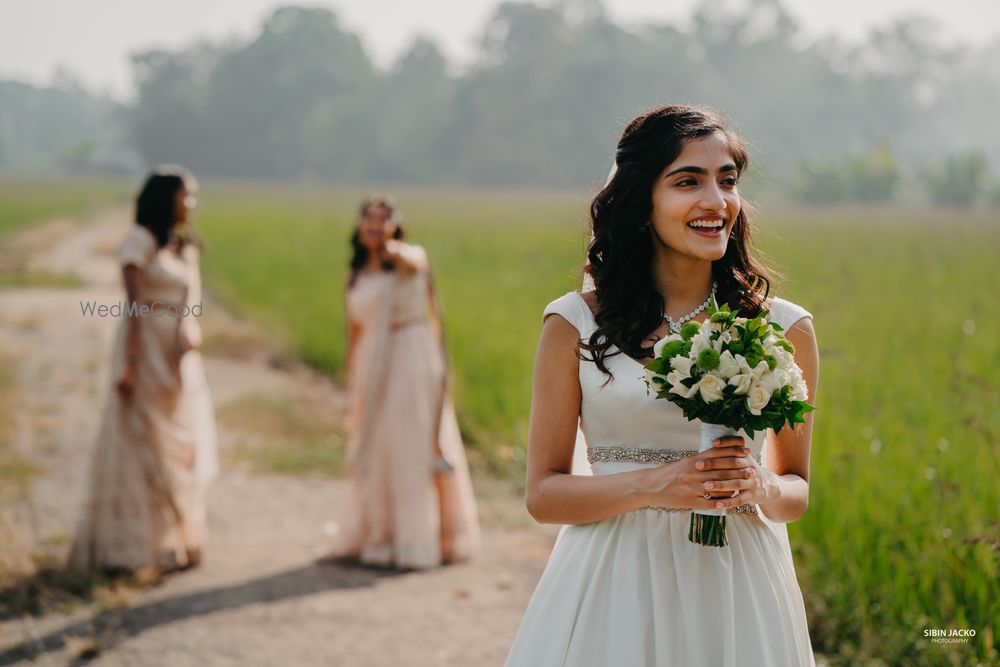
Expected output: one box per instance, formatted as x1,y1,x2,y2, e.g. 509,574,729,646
767,296,813,331
117,226,157,269
542,291,590,337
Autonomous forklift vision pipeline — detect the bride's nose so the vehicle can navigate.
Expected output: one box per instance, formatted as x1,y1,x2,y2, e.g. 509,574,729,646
699,187,728,213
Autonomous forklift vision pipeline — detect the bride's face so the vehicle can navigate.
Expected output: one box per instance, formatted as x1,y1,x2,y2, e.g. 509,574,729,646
648,132,742,261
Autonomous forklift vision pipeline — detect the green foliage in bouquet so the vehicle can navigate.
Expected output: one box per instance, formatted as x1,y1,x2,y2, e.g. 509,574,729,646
644,296,815,439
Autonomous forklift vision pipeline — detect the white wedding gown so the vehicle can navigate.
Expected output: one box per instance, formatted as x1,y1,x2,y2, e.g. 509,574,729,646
504,292,816,667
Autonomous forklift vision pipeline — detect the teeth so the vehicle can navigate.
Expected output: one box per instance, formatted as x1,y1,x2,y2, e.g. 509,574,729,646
688,220,724,229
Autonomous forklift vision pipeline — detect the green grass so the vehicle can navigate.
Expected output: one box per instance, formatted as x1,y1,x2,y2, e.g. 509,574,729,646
756,208,999,666
0,177,130,239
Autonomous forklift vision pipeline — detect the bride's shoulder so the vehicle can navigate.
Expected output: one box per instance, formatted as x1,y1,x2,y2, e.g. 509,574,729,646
764,294,814,336
542,289,595,334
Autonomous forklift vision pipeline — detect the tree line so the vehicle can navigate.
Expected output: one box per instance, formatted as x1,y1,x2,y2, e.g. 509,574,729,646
2,0,999,205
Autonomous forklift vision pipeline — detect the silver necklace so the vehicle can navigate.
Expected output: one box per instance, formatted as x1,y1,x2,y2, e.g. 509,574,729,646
662,281,718,333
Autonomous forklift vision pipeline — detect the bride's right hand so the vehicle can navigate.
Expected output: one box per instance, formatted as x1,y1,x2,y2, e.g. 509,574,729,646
635,439,758,510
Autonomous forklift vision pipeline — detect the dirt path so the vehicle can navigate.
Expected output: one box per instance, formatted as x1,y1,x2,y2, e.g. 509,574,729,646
0,209,557,666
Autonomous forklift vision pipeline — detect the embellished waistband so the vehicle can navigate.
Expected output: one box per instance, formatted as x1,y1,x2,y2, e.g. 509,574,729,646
587,446,761,516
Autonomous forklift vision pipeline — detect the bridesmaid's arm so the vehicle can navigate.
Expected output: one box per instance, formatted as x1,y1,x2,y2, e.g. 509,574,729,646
122,264,143,365
758,317,819,524
346,310,362,378
524,314,655,524
381,240,428,276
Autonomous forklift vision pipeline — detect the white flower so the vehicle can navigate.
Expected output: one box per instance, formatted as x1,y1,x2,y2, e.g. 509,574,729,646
697,373,726,403
746,382,773,415
727,372,753,395
790,381,808,402
668,377,696,398
761,368,788,395
689,326,714,357
716,350,740,380
644,368,667,391
788,367,808,401
749,359,770,381
772,347,794,371
666,370,688,387
669,355,694,378
653,333,683,358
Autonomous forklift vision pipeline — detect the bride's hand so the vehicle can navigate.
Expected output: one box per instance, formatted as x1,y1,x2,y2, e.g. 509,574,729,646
636,437,759,511
698,436,780,508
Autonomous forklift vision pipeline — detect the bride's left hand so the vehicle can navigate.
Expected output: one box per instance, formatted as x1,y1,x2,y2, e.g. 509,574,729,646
700,436,778,505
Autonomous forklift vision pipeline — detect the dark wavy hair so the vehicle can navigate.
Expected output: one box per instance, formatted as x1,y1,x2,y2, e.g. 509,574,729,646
134,164,200,249
582,104,778,383
348,196,406,289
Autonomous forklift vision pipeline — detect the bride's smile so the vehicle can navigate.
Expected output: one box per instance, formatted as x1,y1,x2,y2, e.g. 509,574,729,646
649,130,742,262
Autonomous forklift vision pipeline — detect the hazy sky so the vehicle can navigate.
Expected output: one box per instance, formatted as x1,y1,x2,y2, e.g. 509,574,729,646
1,0,997,99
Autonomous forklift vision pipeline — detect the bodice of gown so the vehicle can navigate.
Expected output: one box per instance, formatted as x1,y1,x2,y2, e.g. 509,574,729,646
347,267,430,332
542,291,813,474
117,225,190,307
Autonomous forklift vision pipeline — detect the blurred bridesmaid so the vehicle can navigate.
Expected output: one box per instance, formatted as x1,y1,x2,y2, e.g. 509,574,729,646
67,165,218,574
319,196,480,569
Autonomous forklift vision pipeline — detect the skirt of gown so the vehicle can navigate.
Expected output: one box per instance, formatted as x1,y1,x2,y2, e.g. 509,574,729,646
320,320,481,569
66,312,209,572
504,507,816,667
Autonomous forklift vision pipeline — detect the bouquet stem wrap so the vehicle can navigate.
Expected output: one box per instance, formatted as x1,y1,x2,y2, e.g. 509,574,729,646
690,422,741,546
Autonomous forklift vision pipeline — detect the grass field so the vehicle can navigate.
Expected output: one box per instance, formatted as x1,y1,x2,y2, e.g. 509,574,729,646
0,177,131,239
3,179,997,665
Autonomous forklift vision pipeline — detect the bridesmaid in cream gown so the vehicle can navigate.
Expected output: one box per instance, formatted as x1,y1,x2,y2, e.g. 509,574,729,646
67,165,218,574
319,196,480,570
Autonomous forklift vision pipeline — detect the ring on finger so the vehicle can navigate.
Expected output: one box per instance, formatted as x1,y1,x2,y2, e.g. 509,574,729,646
702,492,712,501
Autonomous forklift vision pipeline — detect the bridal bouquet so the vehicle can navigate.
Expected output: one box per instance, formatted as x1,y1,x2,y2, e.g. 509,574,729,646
643,296,815,547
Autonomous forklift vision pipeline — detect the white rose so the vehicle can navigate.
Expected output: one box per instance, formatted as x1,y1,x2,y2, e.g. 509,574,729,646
746,382,773,415
666,370,688,387
653,333,683,358
697,373,726,403
716,350,740,380
669,377,696,398
727,372,753,395
772,347,794,371
761,368,788,396
669,355,694,378
750,359,770,381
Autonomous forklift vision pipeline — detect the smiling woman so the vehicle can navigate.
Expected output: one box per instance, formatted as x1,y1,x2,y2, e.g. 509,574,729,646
504,104,818,667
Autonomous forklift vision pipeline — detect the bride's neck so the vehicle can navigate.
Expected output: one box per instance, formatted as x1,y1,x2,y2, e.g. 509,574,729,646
652,251,714,316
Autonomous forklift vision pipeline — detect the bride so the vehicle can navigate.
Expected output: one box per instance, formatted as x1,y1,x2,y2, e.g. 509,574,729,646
504,104,818,666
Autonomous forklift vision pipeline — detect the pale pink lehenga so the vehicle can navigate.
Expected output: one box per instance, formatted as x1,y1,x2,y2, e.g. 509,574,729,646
320,251,481,569
67,225,218,571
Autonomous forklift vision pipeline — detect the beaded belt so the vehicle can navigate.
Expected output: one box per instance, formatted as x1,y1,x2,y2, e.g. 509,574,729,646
587,446,760,515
